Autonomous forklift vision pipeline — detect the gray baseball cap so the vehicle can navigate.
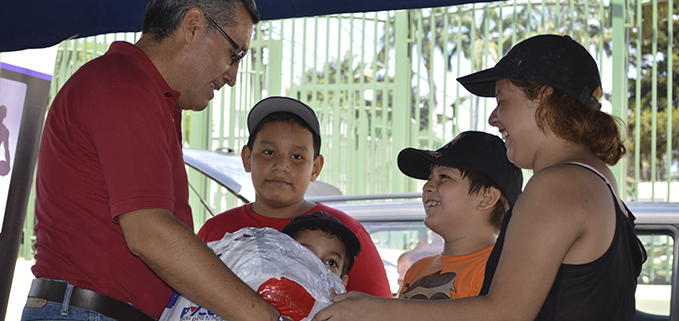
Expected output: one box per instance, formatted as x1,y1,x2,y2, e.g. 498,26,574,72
247,96,320,136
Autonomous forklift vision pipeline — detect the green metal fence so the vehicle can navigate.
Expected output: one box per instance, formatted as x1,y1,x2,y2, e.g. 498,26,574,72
19,0,679,259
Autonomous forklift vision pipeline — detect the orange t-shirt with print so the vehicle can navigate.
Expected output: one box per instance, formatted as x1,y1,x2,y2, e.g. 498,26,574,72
398,245,493,300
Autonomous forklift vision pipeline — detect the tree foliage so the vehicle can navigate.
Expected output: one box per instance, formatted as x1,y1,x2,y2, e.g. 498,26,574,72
627,2,679,181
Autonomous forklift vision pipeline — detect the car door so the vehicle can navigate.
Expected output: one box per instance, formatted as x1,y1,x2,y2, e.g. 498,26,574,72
635,226,677,321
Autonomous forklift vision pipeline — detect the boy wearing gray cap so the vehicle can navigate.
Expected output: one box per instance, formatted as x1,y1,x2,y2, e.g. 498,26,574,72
396,131,522,300
198,96,391,298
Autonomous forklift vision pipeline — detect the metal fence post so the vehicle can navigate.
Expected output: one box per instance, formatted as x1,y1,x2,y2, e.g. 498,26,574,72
610,0,628,195
186,106,212,229
392,10,411,193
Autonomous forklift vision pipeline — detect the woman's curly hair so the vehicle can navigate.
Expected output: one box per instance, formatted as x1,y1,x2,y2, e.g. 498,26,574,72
509,77,626,166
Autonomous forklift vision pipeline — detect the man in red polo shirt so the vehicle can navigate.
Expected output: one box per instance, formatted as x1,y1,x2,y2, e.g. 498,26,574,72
23,1,284,321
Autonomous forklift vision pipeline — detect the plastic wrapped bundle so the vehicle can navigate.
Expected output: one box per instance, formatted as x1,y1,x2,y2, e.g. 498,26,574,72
159,227,346,321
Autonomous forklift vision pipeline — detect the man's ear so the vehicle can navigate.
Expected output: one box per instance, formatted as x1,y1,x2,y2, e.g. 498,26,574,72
477,186,501,211
341,274,349,288
310,154,324,182
181,7,205,43
241,145,252,173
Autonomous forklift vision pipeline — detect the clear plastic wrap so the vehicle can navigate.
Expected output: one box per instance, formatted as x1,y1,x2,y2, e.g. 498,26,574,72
159,227,346,321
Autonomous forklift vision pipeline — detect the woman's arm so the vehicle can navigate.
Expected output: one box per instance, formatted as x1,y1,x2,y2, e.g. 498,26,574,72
313,166,607,321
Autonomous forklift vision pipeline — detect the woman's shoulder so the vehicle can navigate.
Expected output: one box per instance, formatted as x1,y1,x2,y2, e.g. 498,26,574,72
519,163,615,219
529,163,610,192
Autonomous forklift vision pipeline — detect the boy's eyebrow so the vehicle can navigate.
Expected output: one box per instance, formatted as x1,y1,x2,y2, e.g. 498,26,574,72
258,138,310,152
298,242,345,260
327,249,345,260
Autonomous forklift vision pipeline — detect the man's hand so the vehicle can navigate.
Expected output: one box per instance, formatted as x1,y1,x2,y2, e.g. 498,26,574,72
118,208,281,321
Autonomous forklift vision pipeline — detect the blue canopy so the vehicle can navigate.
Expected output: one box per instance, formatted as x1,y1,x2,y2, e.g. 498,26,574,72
1,0,493,318
0,0,485,52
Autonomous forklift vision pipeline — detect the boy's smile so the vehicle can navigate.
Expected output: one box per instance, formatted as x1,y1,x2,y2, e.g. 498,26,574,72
242,121,323,217
421,166,480,236
424,198,441,210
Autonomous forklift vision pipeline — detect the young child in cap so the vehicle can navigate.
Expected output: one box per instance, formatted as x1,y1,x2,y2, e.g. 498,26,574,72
160,211,360,321
396,131,522,300
283,211,362,287
198,96,391,297
311,34,647,321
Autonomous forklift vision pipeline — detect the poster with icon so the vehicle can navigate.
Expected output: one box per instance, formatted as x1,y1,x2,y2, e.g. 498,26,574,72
0,63,50,234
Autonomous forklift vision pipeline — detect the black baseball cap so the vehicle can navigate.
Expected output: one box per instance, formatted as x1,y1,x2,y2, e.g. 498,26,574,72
247,96,321,136
283,211,361,274
457,34,602,109
398,131,523,207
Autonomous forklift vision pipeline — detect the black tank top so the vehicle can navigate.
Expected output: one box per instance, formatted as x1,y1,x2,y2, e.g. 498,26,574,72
479,163,647,320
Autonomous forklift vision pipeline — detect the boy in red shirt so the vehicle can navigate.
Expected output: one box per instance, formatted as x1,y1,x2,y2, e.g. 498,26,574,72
198,96,391,297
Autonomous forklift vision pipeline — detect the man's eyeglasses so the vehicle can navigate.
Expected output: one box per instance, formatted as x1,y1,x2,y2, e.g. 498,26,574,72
205,16,245,66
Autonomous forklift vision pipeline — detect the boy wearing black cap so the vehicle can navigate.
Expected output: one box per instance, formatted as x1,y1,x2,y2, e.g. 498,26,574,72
396,131,522,300
160,213,358,321
283,211,362,287
198,96,391,297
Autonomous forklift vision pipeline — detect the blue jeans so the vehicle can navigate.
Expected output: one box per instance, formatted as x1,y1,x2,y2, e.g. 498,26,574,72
21,281,117,321
21,300,118,321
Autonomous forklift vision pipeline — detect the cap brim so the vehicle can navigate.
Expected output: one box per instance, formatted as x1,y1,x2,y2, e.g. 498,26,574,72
282,217,361,271
397,148,436,180
397,147,477,180
457,66,519,98
247,97,320,136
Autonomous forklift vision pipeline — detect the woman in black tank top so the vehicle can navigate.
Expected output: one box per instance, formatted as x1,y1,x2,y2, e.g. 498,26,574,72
311,34,646,321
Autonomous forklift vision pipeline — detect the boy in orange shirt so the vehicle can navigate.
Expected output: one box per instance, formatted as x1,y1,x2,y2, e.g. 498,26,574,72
396,131,522,299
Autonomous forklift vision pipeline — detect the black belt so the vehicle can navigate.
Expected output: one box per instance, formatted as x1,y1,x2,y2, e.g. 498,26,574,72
28,278,155,321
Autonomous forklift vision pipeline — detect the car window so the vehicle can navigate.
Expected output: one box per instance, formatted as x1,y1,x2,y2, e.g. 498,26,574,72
636,231,674,318
360,220,444,295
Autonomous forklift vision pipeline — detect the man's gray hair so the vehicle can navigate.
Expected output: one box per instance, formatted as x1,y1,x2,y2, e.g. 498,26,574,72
141,0,259,41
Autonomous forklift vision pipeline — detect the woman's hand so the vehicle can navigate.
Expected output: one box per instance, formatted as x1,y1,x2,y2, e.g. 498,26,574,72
312,291,385,321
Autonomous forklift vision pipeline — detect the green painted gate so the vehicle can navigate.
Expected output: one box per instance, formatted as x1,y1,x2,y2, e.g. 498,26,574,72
19,0,679,260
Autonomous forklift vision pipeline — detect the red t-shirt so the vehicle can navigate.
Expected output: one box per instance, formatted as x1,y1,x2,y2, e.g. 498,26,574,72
33,41,191,318
398,245,492,300
198,203,393,297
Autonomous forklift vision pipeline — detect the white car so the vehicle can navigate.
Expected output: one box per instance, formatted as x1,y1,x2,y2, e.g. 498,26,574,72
185,148,679,320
